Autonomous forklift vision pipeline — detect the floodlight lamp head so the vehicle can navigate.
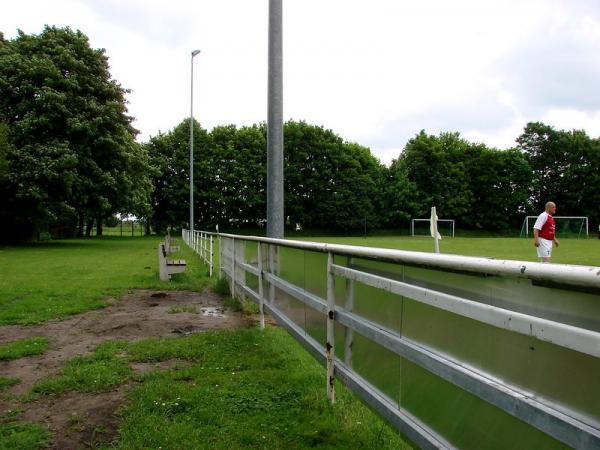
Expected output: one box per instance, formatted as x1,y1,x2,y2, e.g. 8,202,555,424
191,49,201,57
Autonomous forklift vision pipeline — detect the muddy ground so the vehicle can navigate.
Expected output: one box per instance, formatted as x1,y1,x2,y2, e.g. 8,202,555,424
0,289,259,449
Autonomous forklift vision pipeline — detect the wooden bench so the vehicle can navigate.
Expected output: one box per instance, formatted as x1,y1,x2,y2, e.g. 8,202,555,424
158,242,186,280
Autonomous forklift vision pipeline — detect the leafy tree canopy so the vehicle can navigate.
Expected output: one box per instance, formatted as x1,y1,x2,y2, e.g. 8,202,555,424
0,26,151,240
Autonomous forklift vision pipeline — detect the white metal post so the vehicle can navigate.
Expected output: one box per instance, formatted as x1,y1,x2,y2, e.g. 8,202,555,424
344,256,354,367
235,239,246,300
210,235,214,277
205,232,209,264
269,245,276,304
231,238,236,297
326,251,336,404
257,242,266,329
218,234,222,278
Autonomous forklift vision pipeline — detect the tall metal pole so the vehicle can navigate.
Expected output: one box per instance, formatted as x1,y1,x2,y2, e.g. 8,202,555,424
267,0,284,239
190,49,200,234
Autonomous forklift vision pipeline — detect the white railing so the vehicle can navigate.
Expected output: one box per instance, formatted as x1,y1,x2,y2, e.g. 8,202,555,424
184,230,600,449
182,229,214,277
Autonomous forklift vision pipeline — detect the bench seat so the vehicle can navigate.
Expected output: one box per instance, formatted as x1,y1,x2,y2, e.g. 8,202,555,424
159,242,187,280
167,259,186,266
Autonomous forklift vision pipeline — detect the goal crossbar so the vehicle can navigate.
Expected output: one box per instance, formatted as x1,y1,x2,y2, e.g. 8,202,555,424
411,219,455,237
522,216,588,238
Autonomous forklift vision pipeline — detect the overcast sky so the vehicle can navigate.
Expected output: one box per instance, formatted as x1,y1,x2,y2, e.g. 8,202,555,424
2,0,600,164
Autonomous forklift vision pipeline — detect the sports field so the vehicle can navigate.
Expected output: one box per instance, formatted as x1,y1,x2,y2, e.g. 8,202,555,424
1,234,598,448
298,235,600,266
0,237,409,449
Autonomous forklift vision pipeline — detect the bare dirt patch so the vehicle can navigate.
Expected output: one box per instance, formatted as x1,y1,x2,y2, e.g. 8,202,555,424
0,288,255,449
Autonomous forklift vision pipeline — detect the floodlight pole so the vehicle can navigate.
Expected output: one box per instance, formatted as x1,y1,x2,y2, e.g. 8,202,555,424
190,49,201,234
267,0,284,239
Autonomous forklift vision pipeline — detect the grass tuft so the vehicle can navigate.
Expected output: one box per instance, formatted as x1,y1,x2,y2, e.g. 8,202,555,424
213,277,230,296
0,337,49,361
0,375,20,391
168,304,198,314
0,421,51,450
32,341,131,395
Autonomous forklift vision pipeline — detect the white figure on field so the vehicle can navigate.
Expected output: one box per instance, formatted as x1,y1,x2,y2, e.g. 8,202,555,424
533,201,560,262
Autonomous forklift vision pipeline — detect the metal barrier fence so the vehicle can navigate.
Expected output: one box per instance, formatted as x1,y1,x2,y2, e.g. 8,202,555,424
183,230,600,449
182,229,214,277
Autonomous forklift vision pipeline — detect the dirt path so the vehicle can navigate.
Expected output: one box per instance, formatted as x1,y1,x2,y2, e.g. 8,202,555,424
0,289,255,449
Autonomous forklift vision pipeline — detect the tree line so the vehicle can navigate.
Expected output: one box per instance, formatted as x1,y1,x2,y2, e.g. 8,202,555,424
146,120,600,235
1,27,600,242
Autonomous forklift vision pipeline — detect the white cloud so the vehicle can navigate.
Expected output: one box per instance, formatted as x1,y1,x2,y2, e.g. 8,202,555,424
542,109,600,138
2,0,600,165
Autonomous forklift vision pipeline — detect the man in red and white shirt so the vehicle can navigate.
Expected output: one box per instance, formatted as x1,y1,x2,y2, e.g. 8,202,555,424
533,201,560,262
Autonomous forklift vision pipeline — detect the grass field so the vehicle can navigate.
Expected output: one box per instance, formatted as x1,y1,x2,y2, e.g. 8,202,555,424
0,237,209,325
298,235,600,266
1,233,598,449
0,237,411,449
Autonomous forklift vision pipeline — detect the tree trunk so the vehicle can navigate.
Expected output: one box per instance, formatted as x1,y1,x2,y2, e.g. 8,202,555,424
145,220,151,236
77,213,85,238
96,218,103,236
85,218,94,238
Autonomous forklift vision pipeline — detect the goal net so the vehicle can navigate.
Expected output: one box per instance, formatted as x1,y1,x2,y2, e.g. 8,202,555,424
519,216,588,238
411,219,455,237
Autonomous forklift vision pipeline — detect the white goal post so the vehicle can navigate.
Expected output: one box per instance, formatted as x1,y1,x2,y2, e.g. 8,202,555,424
411,219,455,237
521,216,589,238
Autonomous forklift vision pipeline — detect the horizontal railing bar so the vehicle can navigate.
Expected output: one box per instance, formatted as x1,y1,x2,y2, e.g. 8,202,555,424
233,262,600,447
333,359,454,450
332,264,600,358
218,235,600,447
239,262,260,277
255,292,451,450
335,308,600,449
234,264,600,447
215,232,600,289
263,272,328,315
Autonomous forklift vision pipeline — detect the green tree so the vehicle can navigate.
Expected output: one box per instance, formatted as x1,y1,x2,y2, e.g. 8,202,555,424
284,121,383,231
146,119,210,233
517,122,600,225
208,123,266,228
0,26,148,240
400,131,472,221
382,158,419,228
145,131,175,233
463,145,531,230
